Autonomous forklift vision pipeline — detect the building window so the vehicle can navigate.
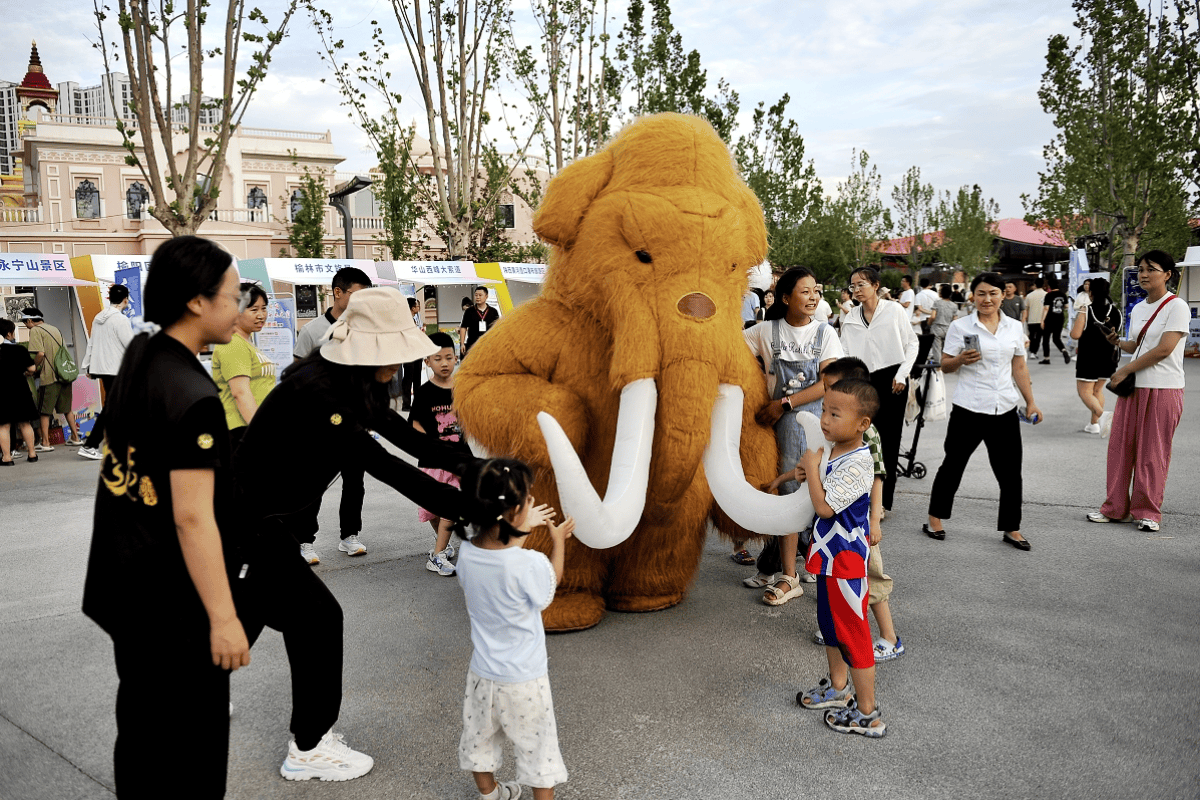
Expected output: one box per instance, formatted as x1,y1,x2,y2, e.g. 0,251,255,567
289,188,304,221
498,203,515,229
126,182,149,219
75,179,100,219
247,186,267,209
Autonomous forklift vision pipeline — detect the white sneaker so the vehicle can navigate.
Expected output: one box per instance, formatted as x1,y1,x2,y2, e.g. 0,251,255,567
1083,423,1100,434
1098,411,1114,438
1136,519,1161,532
34,444,54,453
300,542,320,565
481,781,523,800
441,541,457,560
338,535,367,556
65,437,83,446
279,730,374,782
78,446,104,460
426,551,455,576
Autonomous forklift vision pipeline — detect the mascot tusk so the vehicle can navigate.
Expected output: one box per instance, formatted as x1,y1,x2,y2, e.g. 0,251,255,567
703,383,830,535
537,378,657,549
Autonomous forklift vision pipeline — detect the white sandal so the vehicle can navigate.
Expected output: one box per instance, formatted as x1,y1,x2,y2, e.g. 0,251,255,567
743,572,775,588
763,573,803,606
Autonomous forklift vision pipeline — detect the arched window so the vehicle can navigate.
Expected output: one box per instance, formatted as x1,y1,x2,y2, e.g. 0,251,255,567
247,186,267,209
75,179,100,219
289,188,304,220
126,182,149,219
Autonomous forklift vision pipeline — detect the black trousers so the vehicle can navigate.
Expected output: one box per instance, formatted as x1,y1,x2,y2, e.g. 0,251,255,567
112,621,230,798
234,530,344,751
400,359,422,408
291,465,365,543
1027,323,1043,356
84,374,115,449
1042,316,1065,357
928,406,1023,532
869,364,907,510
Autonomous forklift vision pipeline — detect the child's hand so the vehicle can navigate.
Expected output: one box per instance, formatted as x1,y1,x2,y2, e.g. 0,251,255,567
869,522,882,547
549,516,575,543
520,503,556,532
798,447,823,479
794,464,807,484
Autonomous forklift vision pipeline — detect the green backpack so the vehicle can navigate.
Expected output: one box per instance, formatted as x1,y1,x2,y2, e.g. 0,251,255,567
47,329,79,383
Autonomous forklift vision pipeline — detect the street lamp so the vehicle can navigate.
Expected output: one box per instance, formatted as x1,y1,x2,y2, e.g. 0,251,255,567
328,175,373,259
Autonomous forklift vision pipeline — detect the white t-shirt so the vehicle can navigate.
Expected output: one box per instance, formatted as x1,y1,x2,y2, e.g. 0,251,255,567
942,312,1027,415
814,298,832,323
898,288,915,316
457,540,557,683
744,318,843,397
914,288,938,323
1127,294,1189,389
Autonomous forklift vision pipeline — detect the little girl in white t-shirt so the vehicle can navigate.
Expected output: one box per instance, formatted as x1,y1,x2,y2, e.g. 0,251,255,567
456,458,576,800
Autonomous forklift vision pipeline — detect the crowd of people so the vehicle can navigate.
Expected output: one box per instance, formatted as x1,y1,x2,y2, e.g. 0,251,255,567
0,234,1190,796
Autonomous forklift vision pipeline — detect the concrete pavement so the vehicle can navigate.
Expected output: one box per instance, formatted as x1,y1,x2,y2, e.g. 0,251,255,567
1,358,1198,799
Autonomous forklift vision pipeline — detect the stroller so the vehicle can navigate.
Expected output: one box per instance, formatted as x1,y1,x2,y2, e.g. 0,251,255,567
898,335,939,480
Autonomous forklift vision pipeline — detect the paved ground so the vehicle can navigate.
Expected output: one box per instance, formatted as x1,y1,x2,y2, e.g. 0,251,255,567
2,359,1198,800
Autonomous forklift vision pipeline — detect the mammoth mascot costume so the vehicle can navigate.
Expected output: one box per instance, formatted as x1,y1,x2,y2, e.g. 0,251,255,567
457,113,827,631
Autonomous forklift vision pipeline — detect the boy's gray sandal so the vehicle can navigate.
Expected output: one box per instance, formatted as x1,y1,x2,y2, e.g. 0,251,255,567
824,699,886,737
797,676,854,709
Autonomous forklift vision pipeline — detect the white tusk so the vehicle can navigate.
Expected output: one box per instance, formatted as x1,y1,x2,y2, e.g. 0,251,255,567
703,383,830,535
537,378,657,549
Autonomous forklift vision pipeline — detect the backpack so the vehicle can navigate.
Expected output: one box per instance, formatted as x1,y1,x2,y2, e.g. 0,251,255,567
45,328,79,383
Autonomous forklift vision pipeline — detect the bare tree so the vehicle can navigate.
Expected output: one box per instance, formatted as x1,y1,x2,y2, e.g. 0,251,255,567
92,0,297,236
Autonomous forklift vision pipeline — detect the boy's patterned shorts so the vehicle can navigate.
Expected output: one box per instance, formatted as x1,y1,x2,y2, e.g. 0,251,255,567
816,576,874,669
459,670,569,788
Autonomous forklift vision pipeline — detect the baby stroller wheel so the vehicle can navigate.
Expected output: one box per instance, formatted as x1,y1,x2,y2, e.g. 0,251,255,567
910,463,927,479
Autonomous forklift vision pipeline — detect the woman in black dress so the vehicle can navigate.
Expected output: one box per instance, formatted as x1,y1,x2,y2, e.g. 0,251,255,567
82,236,251,798
1069,277,1121,434
0,318,39,464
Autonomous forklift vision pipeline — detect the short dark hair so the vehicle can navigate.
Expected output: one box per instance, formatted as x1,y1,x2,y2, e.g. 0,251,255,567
1043,273,1059,290
1004,280,1016,288
240,282,269,308
1138,249,1178,278
407,297,419,310
461,296,472,309
428,331,454,350
821,356,869,383
849,266,881,288
0,319,14,337
474,285,490,295
919,278,931,288
23,306,44,318
829,377,880,421
108,283,130,305
332,267,372,292
144,236,232,328
939,284,953,299
970,272,1005,293
901,274,913,286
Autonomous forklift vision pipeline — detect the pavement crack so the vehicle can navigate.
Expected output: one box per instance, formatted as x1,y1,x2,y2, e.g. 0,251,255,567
0,710,114,796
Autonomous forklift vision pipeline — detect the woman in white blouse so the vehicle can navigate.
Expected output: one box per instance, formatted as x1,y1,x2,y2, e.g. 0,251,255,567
840,266,919,512
925,272,1043,550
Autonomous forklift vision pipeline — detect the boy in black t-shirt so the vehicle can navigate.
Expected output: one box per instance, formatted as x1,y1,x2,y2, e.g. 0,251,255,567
411,332,472,575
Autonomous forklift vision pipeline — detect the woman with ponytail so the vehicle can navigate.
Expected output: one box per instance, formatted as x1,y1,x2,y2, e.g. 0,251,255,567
455,458,575,800
1069,277,1121,434
82,235,251,798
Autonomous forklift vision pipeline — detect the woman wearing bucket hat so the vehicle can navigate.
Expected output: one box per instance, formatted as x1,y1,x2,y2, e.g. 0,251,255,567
229,287,480,783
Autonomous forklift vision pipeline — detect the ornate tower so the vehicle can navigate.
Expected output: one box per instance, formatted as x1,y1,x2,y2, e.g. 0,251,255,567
16,42,58,117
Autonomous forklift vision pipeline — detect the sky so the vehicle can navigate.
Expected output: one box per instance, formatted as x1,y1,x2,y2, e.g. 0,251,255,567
2,0,1078,222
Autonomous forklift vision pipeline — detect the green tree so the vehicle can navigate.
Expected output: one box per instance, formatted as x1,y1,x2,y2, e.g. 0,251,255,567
612,0,739,140
93,0,297,236
1170,0,1200,203
1025,0,1194,269
936,184,1000,275
890,165,937,271
733,94,823,271
283,163,328,258
373,126,424,260
834,149,893,270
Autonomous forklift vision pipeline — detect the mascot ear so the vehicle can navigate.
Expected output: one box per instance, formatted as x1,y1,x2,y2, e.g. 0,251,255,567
533,148,615,248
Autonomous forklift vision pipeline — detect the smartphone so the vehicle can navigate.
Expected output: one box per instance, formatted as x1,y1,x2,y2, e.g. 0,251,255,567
962,333,980,353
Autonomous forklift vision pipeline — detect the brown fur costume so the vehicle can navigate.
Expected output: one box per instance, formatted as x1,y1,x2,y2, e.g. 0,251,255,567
456,113,779,631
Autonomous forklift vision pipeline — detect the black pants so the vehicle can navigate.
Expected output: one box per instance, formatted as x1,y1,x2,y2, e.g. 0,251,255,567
1028,323,1043,356
84,374,115,449
1042,316,1065,357
112,623,230,798
290,466,365,543
400,359,422,409
928,406,1023,532
234,530,344,751
869,364,907,510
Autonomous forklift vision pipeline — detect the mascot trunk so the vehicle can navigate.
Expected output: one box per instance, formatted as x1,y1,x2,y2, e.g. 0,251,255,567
456,113,786,631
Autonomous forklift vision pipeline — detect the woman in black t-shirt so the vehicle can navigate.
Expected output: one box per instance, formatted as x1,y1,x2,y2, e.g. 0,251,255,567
82,236,250,798
1038,274,1071,364
0,318,38,463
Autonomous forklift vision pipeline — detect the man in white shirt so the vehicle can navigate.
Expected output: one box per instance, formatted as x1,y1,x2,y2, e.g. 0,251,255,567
898,275,915,320
913,278,938,333
813,284,833,322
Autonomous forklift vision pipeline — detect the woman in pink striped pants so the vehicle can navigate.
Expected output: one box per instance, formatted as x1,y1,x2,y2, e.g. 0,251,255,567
1087,251,1189,533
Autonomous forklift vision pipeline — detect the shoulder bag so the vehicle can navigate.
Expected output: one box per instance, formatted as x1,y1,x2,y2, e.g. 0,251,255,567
1107,294,1175,397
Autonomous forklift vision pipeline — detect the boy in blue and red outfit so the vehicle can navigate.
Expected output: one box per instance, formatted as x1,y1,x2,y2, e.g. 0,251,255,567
794,377,886,737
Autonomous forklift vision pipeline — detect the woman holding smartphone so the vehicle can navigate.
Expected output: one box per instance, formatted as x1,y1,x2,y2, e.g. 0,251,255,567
1069,277,1121,434
925,272,1043,550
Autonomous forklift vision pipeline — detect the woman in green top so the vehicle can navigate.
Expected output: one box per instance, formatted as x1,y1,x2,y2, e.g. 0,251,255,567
212,283,276,447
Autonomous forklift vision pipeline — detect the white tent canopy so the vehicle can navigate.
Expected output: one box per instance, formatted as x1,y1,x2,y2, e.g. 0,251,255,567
498,262,547,284
386,261,501,286
0,254,97,287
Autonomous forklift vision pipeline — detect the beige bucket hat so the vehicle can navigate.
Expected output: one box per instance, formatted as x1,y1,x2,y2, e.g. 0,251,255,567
320,287,439,366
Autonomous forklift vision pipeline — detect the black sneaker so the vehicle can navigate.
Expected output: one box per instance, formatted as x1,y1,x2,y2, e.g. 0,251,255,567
1063,351,1071,364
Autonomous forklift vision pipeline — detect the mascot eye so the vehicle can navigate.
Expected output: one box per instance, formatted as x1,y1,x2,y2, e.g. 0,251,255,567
635,250,653,264
731,262,738,273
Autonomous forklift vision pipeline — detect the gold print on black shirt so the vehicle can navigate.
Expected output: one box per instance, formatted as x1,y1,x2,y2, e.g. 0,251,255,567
101,444,158,506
